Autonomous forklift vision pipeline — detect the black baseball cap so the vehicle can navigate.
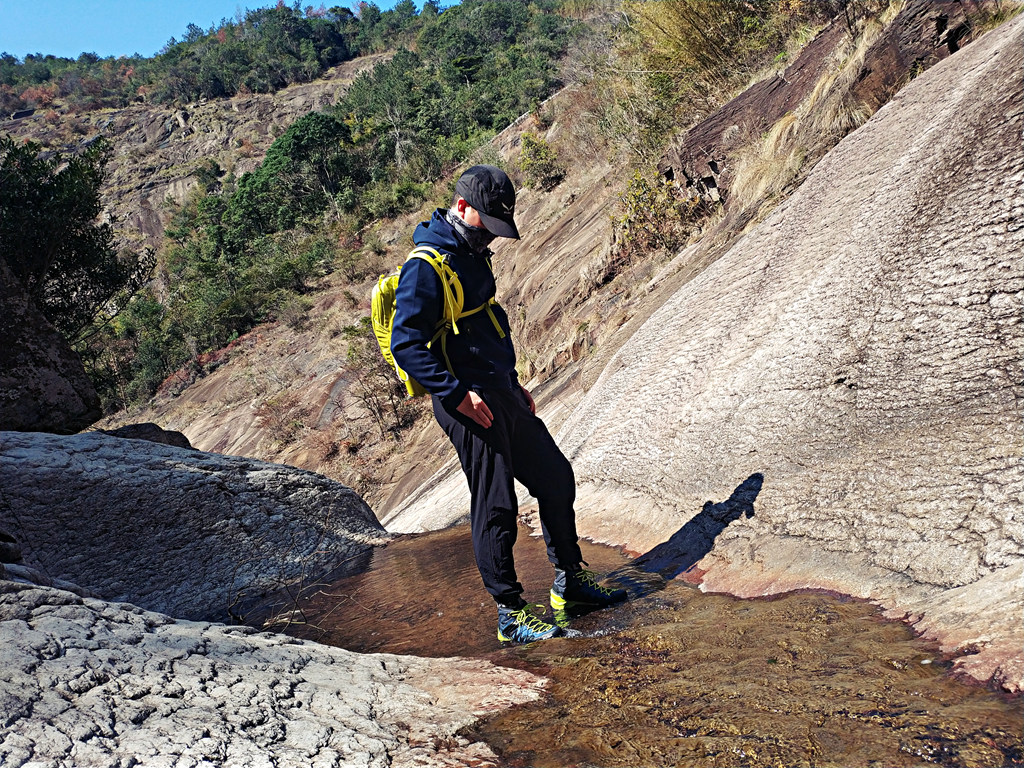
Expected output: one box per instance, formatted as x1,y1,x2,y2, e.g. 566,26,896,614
455,165,520,240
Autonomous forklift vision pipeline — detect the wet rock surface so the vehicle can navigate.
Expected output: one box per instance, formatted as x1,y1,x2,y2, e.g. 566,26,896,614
0,431,390,621
0,580,546,768
558,15,1024,689
0,258,102,434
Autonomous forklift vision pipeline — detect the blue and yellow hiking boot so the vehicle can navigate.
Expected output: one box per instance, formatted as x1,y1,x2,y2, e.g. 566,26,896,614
550,567,628,611
497,603,563,644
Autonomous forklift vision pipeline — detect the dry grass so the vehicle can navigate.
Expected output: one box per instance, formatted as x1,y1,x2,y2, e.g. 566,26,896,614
729,4,900,214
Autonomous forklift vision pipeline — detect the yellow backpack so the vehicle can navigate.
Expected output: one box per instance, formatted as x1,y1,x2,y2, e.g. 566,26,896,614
371,246,505,397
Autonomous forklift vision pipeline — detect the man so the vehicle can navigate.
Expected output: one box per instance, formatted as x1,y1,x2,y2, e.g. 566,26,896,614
391,165,626,644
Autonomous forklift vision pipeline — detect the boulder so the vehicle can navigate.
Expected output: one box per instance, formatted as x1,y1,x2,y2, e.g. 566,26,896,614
96,422,193,449
0,259,101,434
0,580,545,767
559,15,1024,689
0,432,390,621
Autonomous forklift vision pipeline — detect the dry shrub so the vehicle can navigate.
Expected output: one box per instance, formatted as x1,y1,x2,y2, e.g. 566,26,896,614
611,168,713,266
306,428,340,462
518,133,566,190
729,2,901,214
255,391,310,445
277,294,312,330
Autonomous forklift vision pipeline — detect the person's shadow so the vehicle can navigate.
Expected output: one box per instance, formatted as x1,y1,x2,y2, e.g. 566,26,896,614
607,472,763,596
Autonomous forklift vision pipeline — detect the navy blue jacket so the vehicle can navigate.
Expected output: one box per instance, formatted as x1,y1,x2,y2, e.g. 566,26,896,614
391,210,518,411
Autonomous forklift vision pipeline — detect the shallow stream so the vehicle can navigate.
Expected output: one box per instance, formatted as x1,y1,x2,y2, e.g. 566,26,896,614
267,526,1022,768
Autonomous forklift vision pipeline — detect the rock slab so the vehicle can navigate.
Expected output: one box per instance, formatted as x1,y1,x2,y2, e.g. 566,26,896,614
0,580,544,768
559,16,1024,689
0,431,390,621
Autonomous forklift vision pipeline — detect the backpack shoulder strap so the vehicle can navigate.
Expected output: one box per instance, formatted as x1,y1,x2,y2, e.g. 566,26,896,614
405,247,466,334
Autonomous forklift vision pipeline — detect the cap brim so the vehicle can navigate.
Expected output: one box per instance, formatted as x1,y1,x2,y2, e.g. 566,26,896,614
478,211,520,240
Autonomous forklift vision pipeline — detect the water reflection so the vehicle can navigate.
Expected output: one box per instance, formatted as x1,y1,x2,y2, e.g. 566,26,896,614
476,586,1024,768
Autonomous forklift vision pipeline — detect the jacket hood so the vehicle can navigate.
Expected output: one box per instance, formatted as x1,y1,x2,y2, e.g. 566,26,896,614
413,209,467,254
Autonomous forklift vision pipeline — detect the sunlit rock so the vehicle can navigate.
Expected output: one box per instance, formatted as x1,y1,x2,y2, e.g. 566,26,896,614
560,14,1024,690
0,580,545,767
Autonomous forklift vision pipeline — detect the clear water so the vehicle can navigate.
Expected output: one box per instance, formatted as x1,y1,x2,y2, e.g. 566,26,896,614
264,525,1023,768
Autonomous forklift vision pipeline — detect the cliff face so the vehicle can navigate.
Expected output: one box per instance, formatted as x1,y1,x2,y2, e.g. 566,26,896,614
1,55,387,255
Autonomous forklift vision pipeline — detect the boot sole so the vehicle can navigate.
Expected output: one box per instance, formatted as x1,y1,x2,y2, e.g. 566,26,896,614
550,589,625,610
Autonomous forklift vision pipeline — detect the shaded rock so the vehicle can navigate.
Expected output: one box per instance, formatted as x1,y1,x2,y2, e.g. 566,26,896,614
0,431,391,621
0,562,93,598
0,580,545,768
0,529,20,563
559,16,1024,689
0,259,101,434
96,422,193,449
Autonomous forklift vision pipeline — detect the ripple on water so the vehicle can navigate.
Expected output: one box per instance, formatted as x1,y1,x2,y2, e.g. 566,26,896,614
264,525,1024,768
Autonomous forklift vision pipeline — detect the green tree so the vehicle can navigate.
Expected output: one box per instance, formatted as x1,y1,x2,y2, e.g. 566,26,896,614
0,135,153,340
224,111,356,246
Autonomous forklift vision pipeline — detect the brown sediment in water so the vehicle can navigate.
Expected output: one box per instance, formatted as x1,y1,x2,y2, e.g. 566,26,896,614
474,587,1024,768
267,522,632,657
267,526,1024,768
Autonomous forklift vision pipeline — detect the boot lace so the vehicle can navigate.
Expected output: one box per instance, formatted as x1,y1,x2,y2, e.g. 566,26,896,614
577,569,616,596
510,605,556,633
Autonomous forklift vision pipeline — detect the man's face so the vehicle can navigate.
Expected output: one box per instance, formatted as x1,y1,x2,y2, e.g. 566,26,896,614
457,197,488,232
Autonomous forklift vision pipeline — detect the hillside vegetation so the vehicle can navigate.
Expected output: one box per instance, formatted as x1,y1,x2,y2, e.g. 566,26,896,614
4,0,1015,508
89,0,837,413
2,2,428,113
125,0,569,410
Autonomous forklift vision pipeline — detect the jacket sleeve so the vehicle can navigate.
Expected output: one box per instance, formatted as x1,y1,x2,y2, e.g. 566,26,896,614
390,257,469,410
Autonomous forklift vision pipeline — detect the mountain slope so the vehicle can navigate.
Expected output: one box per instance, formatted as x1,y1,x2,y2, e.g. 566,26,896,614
2,55,388,254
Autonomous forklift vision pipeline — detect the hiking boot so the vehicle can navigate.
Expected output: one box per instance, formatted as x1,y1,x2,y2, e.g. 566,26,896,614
550,567,627,610
497,603,563,644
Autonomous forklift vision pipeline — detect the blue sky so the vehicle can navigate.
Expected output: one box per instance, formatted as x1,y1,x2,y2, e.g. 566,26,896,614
0,1,408,59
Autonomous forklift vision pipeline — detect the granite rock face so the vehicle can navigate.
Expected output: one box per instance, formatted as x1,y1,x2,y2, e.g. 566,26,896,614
0,580,545,768
559,16,1024,689
0,431,390,621
0,259,102,434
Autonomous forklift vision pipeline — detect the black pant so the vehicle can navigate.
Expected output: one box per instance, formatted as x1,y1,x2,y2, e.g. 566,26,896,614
433,387,584,606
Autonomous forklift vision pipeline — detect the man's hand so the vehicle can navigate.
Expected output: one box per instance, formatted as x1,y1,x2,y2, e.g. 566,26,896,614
520,385,536,415
457,391,493,428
